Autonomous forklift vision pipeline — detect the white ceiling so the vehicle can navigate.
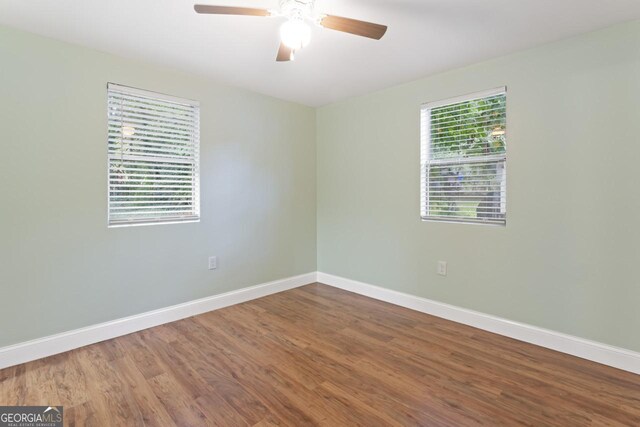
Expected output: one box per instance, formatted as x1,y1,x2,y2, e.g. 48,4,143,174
1,0,639,106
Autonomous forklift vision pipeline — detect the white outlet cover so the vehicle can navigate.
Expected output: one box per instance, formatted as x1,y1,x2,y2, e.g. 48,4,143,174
208,256,217,270
437,261,447,276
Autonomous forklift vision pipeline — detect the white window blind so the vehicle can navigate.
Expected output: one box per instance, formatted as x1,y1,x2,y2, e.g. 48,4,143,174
107,83,200,227
421,87,507,225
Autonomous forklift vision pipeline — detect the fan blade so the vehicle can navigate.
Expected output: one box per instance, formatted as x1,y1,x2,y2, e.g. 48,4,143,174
276,42,293,62
320,15,387,39
194,5,271,16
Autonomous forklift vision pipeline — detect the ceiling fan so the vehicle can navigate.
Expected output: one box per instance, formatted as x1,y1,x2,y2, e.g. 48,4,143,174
194,0,388,62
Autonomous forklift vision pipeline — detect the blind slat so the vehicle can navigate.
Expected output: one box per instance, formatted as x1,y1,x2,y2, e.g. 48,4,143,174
109,173,192,179
107,117,197,133
110,206,194,211
108,153,195,165
110,182,194,187
109,145,196,157
108,127,194,140
108,133,193,146
109,162,194,171
109,190,194,194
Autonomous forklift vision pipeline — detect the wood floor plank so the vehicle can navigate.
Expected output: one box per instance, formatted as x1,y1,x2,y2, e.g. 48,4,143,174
0,283,638,426
146,373,210,426
168,319,272,425
64,400,98,427
74,345,141,426
109,356,176,427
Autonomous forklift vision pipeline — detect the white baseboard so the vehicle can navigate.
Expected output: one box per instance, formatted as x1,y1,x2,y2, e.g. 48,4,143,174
317,272,640,375
0,272,317,370
4,270,639,376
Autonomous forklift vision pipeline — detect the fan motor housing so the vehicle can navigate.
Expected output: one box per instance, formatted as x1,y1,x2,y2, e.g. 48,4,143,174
279,0,316,20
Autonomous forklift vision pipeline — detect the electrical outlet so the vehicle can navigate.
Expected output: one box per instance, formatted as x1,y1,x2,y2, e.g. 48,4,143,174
437,261,447,276
208,256,217,270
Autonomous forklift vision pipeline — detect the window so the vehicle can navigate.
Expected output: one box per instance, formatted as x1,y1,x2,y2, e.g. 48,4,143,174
107,83,200,227
420,87,507,225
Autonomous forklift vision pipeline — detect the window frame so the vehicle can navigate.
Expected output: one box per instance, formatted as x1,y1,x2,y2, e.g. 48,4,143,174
107,83,201,228
420,87,507,226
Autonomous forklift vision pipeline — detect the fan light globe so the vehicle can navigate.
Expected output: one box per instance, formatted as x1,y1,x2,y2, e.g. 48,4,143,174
280,19,311,50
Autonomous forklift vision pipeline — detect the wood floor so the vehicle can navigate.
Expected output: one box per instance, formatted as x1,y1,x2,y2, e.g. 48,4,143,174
1,284,639,426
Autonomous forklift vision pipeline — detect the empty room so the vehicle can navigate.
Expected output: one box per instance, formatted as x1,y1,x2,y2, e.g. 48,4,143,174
1,0,639,425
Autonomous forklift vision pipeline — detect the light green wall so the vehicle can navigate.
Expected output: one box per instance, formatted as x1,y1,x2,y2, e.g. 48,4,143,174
317,21,640,351
0,25,317,347
3,20,640,353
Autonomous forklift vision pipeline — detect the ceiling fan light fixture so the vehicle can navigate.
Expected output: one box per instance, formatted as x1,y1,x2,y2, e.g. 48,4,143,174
193,2,388,62
280,18,311,50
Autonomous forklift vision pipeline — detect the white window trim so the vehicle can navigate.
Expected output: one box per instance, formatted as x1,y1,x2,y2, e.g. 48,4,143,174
420,86,507,226
107,83,201,228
